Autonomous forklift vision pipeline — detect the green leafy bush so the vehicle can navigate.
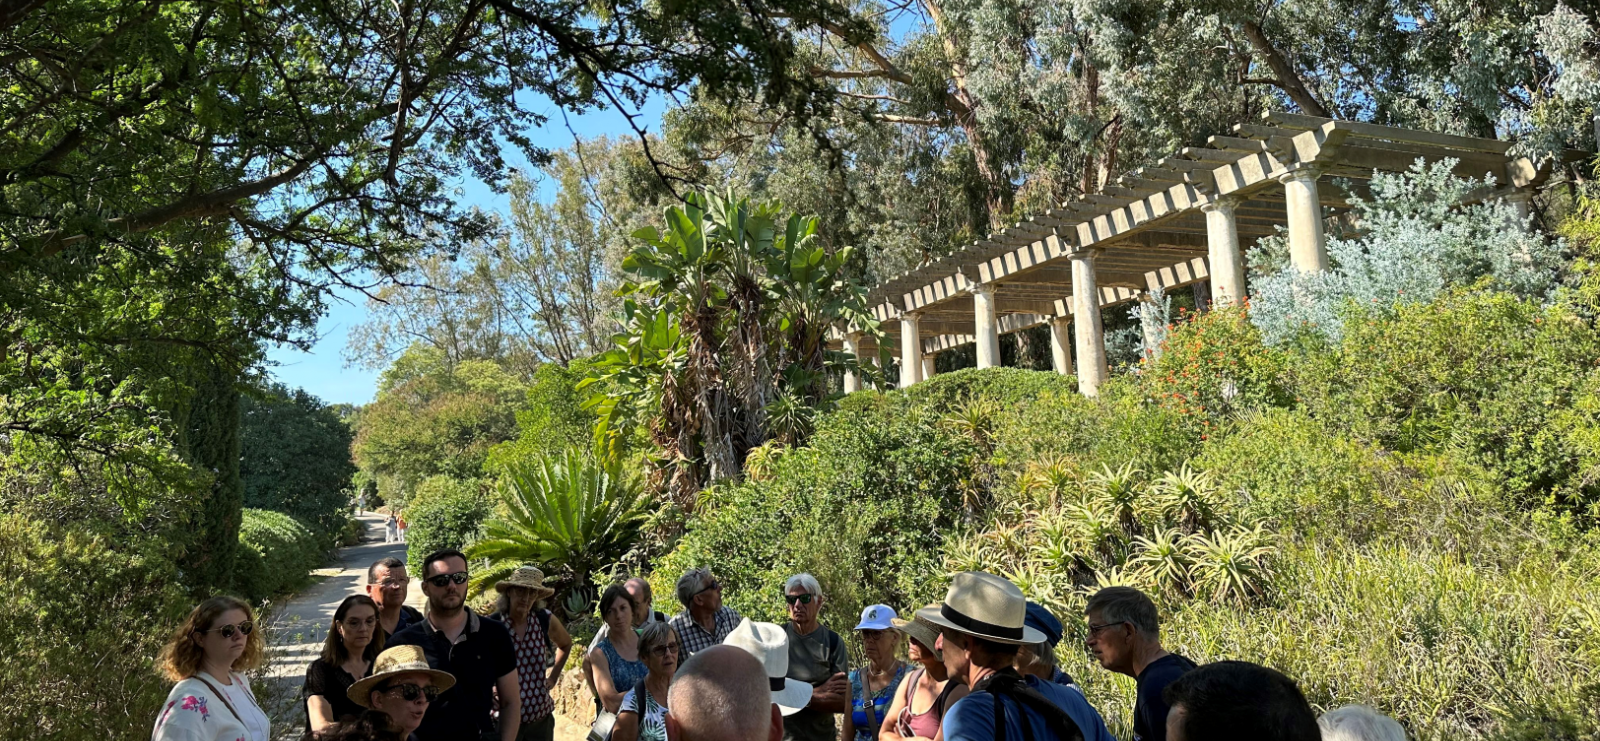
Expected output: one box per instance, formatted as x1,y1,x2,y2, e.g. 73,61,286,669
233,508,323,601
488,360,602,471
403,476,492,574
993,383,1200,477
903,366,1078,413
240,384,358,547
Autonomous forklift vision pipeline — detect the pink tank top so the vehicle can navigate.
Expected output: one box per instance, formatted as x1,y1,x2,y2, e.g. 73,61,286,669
895,668,948,738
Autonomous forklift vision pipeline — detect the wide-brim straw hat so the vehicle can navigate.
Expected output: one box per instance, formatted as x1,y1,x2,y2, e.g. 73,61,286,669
494,565,556,599
348,645,457,708
721,618,814,716
915,571,1047,646
891,605,944,660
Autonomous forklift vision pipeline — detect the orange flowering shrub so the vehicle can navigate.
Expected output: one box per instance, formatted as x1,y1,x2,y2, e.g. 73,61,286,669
1136,304,1293,428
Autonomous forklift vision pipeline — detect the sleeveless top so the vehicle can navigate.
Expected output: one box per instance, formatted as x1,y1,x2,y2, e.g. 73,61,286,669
595,636,648,695
849,662,909,741
895,667,958,739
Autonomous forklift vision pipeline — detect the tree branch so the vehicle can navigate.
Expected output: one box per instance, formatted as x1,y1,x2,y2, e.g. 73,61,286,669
1240,19,1330,118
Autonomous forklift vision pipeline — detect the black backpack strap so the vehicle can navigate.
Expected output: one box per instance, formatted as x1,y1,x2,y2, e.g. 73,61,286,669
538,608,552,637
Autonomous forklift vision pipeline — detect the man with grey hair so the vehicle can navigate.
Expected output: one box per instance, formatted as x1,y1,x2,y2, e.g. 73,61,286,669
1318,705,1408,741
665,645,783,741
669,567,742,657
1085,586,1195,741
780,573,846,741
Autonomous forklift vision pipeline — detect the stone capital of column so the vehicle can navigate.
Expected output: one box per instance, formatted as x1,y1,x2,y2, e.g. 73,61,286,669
969,282,997,297
1069,247,1104,260
900,310,923,320
1278,165,1324,185
1200,194,1245,214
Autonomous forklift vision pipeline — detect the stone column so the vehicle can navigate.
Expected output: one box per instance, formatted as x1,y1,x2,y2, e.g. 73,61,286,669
842,332,863,393
1049,317,1073,376
1280,168,1328,273
899,313,922,389
1201,196,1246,306
922,354,937,380
1071,249,1109,396
1505,189,1534,224
972,283,1001,369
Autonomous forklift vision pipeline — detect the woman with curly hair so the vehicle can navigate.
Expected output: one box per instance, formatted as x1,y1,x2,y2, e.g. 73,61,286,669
152,596,271,741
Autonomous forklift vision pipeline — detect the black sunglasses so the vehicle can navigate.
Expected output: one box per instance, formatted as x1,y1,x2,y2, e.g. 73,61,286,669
784,593,815,605
426,571,469,587
199,621,254,639
383,683,442,703
695,580,721,596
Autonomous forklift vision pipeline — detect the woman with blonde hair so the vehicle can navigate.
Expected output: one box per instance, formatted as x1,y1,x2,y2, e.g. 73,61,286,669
153,595,272,741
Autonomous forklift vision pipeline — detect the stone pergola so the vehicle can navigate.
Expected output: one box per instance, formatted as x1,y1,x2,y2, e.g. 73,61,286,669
839,112,1560,395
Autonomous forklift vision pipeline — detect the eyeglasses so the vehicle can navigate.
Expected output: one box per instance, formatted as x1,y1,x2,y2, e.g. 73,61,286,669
648,642,681,658
1085,621,1128,638
199,621,254,639
371,579,407,589
695,580,721,596
784,593,815,605
382,683,441,703
426,572,469,587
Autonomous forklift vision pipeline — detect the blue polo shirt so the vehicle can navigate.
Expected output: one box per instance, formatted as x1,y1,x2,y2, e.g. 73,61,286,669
389,610,517,741
943,674,1117,741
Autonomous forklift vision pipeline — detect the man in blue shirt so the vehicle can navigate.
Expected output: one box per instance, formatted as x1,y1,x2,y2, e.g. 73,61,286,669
918,572,1116,741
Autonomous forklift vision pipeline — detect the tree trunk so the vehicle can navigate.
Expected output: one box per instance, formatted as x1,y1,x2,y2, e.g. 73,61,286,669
1241,20,1331,118
921,0,1013,227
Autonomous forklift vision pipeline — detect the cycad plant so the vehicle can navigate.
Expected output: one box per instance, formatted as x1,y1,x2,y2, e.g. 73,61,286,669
1088,462,1145,537
465,449,647,615
1152,464,1221,533
1189,524,1277,605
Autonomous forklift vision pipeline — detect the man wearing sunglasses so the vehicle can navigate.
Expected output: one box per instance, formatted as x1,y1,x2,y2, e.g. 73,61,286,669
779,573,847,741
389,549,522,741
668,567,743,658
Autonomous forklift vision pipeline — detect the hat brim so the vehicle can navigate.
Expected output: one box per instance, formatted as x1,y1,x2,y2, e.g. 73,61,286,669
853,619,896,631
348,667,458,708
915,606,1047,646
890,617,943,660
773,679,813,716
493,581,556,599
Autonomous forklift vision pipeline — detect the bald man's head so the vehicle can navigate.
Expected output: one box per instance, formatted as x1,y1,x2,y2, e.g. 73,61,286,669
665,645,781,741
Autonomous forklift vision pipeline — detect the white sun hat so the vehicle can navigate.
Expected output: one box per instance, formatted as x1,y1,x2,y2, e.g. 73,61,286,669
915,571,1047,645
721,618,814,715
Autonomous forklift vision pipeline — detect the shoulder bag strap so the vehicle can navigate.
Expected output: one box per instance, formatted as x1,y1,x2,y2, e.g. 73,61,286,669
194,675,246,728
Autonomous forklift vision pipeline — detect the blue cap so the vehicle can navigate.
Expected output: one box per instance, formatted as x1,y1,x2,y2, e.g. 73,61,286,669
854,604,898,631
1024,602,1064,648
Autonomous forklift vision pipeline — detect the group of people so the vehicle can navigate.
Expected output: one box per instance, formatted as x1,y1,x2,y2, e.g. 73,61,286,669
151,552,1409,741
384,514,409,544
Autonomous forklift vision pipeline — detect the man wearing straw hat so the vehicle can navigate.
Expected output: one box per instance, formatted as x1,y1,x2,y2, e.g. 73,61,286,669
919,572,1115,741
487,566,572,741
348,644,458,741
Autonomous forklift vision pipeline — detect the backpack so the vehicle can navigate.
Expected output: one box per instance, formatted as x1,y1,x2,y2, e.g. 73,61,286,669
970,669,1086,741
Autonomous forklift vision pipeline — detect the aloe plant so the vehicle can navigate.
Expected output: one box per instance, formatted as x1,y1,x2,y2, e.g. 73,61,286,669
1152,463,1221,533
1189,525,1277,605
1088,462,1146,537
1130,527,1194,596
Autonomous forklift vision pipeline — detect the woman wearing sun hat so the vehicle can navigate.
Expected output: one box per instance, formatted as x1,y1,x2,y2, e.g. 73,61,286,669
347,645,457,741
839,605,909,741
153,596,272,741
879,606,968,741
487,566,572,741
918,572,1115,741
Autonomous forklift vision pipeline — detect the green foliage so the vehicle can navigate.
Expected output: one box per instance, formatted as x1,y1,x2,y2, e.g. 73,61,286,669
232,508,323,602
178,363,244,591
239,384,358,547
902,367,1079,413
1138,306,1293,427
0,514,188,740
467,449,647,611
403,476,493,575
489,359,608,470
992,382,1201,477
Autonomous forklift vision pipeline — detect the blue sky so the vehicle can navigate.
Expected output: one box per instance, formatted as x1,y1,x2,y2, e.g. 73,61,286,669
264,96,671,405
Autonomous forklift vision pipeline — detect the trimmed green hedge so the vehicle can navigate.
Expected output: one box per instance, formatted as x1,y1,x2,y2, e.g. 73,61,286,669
233,508,323,601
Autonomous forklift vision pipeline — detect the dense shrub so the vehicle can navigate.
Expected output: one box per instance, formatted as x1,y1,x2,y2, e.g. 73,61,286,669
233,508,323,601
993,384,1200,477
1137,305,1293,426
902,366,1078,413
654,398,977,629
0,514,188,740
240,384,358,547
488,359,606,472
403,476,492,574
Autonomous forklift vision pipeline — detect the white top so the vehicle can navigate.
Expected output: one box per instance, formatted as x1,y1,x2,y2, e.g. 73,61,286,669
152,671,271,741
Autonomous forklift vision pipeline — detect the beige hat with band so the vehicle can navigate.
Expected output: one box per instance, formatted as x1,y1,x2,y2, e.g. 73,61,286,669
722,618,814,716
891,605,944,659
915,571,1047,646
347,645,457,708
493,565,556,599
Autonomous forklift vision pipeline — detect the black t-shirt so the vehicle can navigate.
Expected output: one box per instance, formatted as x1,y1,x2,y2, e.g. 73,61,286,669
304,658,369,731
381,605,427,642
1134,653,1197,741
389,610,518,741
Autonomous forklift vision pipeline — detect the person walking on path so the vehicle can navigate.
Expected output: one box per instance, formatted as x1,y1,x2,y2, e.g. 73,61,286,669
669,567,742,657
780,573,848,741
385,515,398,544
1084,586,1196,741
367,557,425,641
487,566,571,741
305,595,385,734
923,572,1114,741
153,596,273,741
397,515,407,544
841,605,909,741
388,549,521,741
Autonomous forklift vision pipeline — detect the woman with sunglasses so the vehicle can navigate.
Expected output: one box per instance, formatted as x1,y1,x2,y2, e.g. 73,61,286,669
347,645,457,741
840,605,909,741
153,596,272,741
611,622,680,741
305,594,386,735
589,583,648,714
